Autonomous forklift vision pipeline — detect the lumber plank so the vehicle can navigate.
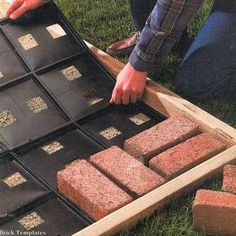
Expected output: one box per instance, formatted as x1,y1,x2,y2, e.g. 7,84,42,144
73,145,236,236
85,42,236,146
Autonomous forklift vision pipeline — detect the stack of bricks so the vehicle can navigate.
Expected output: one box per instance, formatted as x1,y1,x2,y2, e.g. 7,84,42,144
57,116,227,221
192,164,236,235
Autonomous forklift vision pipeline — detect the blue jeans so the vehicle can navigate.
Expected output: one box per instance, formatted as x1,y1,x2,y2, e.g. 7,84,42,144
130,0,236,100
175,0,236,100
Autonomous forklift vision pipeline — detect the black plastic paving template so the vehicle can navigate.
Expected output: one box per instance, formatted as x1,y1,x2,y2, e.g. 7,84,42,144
17,125,103,188
0,155,48,220
0,1,165,234
37,54,114,120
79,104,164,148
0,78,67,149
0,196,89,236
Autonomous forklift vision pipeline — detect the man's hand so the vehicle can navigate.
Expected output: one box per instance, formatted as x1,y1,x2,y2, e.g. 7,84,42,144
6,0,45,20
110,63,147,105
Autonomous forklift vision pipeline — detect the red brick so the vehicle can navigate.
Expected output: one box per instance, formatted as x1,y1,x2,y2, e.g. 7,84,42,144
149,133,226,180
222,165,236,195
90,146,166,197
192,190,236,236
124,116,200,164
57,160,132,221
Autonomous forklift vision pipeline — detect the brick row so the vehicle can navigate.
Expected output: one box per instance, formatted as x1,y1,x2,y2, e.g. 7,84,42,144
149,133,226,180
124,116,200,164
90,146,165,197
57,160,132,221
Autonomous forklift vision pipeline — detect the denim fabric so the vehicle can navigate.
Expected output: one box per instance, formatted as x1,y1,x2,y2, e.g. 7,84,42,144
175,1,236,100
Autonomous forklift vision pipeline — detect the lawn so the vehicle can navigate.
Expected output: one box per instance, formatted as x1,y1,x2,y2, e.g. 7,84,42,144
55,0,235,235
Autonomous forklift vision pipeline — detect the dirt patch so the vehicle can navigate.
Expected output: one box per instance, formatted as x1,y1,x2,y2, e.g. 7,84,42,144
42,141,64,155
18,34,39,50
46,24,67,39
3,172,27,187
82,87,103,105
129,113,151,125
26,97,48,114
99,127,122,140
0,71,4,79
61,65,82,81
0,110,16,128
18,212,45,230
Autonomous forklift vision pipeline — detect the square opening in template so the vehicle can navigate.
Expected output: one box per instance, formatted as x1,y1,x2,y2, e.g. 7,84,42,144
18,212,45,230
0,110,16,128
80,105,163,147
18,128,103,188
61,66,82,81
0,198,88,234
99,127,122,140
18,34,39,50
46,24,67,39
26,97,48,114
82,87,104,106
129,113,151,125
0,160,48,215
41,141,64,155
3,172,27,187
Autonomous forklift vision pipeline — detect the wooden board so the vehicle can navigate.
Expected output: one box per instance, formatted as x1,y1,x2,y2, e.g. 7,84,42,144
71,42,236,236
0,1,235,233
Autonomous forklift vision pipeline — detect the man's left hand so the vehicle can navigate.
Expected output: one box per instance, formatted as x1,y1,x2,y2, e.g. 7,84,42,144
110,63,147,105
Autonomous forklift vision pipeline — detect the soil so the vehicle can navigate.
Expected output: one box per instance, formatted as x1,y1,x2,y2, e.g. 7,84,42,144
99,127,122,140
3,172,27,187
0,71,4,79
0,110,16,128
61,65,82,81
129,113,151,125
18,34,39,51
46,24,67,39
82,87,103,105
26,97,48,114
18,212,45,230
41,141,64,155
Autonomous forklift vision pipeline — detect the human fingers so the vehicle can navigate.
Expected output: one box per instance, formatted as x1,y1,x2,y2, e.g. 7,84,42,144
110,86,122,104
121,91,130,105
130,92,138,104
8,2,28,20
6,0,23,17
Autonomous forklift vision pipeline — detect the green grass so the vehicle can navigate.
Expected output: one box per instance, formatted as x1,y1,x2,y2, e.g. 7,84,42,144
55,0,235,235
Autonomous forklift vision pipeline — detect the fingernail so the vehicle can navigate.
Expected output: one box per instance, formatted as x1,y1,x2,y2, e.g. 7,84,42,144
10,14,15,20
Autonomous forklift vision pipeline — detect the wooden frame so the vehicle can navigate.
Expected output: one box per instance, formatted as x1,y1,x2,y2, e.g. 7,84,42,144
0,1,235,232
72,43,236,236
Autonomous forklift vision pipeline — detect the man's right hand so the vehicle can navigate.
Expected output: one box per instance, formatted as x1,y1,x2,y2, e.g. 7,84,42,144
6,0,45,20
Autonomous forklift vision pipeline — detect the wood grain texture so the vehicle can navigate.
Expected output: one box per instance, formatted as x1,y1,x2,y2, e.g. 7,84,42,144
85,41,236,146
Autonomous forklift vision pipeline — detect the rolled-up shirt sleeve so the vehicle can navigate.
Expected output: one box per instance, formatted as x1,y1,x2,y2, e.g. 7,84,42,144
129,0,204,72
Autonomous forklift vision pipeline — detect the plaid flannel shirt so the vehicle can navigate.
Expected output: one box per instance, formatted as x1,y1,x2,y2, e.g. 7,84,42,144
129,0,204,72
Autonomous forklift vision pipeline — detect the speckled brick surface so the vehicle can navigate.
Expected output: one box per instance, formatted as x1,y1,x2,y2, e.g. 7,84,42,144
192,190,236,236
149,133,226,180
57,160,133,221
222,165,236,195
90,146,166,197
124,116,200,164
